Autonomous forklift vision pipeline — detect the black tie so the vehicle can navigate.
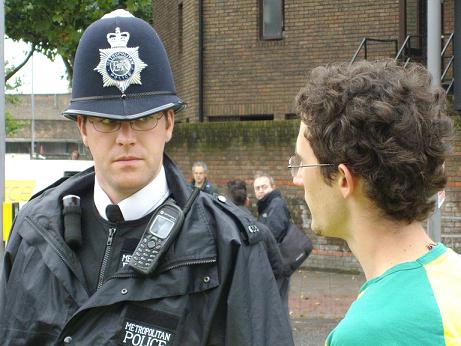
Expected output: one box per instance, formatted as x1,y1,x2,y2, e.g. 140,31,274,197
105,204,124,223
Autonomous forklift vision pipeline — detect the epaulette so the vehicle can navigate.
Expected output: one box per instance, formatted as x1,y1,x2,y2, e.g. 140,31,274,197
212,194,263,245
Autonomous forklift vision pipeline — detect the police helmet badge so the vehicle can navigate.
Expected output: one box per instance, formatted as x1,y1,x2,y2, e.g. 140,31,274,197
94,27,147,93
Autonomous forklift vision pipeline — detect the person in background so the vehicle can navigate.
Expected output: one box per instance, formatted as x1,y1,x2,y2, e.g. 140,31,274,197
190,160,219,195
70,149,80,160
292,59,461,345
253,171,290,243
253,171,291,314
226,179,251,214
0,10,294,345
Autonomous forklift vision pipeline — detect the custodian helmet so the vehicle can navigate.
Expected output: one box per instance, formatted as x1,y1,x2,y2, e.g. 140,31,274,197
63,9,184,120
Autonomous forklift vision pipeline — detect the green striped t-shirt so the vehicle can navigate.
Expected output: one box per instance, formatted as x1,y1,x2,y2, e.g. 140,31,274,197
326,244,461,346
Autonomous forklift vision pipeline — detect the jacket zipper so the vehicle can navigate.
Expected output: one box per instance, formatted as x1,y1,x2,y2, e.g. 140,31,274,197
97,227,116,290
108,258,217,281
162,258,216,272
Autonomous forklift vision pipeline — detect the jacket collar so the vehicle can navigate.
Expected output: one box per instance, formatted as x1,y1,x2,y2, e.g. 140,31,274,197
257,189,283,213
24,153,193,232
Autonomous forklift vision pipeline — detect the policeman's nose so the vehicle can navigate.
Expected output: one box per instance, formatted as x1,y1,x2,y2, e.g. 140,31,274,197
116,121,136,144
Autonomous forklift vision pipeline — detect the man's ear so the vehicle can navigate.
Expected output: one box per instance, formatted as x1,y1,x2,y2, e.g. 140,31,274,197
337,163,355,198
165,109,175,143
76,116,89,146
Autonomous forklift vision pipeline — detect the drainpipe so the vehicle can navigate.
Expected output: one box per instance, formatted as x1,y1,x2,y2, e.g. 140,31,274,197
198,0,204,122
427,0,441,86
426,0,442,242
455,0,461,111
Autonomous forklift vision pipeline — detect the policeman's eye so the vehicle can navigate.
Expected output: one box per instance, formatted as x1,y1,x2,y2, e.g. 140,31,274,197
136,115,155,123
100,118,116,125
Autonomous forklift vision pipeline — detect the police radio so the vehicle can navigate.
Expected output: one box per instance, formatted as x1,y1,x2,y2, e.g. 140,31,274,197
129,199,184,275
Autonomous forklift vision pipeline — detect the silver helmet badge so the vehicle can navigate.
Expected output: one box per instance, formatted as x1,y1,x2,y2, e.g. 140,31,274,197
94,27,147,93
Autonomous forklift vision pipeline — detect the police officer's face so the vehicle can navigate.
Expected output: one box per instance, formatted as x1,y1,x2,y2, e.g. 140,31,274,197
77,110,174,204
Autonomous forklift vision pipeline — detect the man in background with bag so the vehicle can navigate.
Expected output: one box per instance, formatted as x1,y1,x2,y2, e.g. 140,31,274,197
253,171,312,315
253,171,291,242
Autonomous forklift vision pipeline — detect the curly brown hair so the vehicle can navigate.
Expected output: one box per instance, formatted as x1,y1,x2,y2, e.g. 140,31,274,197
295,60,453,222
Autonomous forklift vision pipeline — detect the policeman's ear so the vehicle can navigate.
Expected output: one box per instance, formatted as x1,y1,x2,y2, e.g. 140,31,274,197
164,109,175,143
76,116,89,146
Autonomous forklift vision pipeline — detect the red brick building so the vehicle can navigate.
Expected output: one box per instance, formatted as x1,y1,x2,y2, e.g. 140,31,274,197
153,0,455,123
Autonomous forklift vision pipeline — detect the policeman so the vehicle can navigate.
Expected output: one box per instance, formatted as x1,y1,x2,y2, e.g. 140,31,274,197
0,10,294,345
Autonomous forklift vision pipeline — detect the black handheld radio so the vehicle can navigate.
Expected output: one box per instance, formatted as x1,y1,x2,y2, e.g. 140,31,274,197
129,199,184,275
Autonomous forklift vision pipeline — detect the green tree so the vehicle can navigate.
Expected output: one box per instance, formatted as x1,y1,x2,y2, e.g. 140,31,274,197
5,68,25,136
6,112,25,135
5,0,152,83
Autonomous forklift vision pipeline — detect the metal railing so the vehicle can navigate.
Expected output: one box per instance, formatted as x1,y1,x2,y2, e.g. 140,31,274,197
350,33,454,93
394,34,425,67
441,32,454,93
350,37,398,65
394,33,454,93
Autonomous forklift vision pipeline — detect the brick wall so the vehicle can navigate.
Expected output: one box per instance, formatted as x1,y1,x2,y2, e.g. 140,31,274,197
154,0,401,123
153,0,199,122
154,0,455,124
166,120,461,272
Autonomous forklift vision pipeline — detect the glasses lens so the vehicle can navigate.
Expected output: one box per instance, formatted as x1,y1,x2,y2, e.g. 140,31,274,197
132,115,157,131
131,113,163,131
288,155,300,178
91,118,120,133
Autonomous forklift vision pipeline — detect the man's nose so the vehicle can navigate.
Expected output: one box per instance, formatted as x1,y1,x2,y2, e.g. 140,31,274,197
116,121,136,144
293,171,303,186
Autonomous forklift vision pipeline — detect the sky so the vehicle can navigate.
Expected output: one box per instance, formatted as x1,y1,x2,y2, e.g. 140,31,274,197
5,37,70,94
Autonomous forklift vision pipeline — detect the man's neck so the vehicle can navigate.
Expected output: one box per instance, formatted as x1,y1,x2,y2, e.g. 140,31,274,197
348,218,434,280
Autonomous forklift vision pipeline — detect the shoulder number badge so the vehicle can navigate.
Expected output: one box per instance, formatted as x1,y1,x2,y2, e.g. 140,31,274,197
94,27,147,93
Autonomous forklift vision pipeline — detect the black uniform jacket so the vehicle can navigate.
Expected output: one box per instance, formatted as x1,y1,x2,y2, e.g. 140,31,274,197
257,189,291,243
0,156,293,345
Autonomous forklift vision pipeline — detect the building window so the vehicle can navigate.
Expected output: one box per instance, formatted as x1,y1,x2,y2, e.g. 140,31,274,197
259,0,284,40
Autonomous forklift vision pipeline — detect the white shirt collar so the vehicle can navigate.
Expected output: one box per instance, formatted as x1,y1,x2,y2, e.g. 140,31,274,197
94,166,170,221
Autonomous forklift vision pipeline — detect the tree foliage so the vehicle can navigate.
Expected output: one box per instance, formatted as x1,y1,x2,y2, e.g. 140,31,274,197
5,0,152,82
5,71,26,135
6,112,25,135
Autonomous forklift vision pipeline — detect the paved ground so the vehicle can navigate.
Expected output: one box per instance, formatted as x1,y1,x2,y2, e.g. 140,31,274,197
288,269,366,346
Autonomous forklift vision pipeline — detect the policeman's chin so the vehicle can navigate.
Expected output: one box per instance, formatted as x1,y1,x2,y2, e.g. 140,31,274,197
111,169,154,192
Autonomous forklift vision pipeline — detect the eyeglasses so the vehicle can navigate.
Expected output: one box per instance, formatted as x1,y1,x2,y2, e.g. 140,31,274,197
88,113,164,133
288,155,335,177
